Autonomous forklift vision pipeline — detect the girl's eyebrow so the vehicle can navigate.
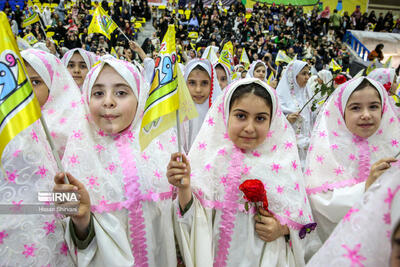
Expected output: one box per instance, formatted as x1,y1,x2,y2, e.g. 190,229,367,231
232,108,270,116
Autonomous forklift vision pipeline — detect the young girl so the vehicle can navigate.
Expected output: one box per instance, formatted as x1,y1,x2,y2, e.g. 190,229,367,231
246,60,267,82
21,48,84,158
368,68,398,96
214,62,231,90
167,78,317,266
305,77,399,243
183,59,221,152
61,48,97,89
276,60,312,167
54,57,179,266
306,167,400,266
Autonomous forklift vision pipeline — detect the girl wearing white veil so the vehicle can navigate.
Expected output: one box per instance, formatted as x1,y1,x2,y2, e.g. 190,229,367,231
168,78,317,266
305,77,400,243
21,49,84,158
182,58,221,152
58,57,179,266
246,60,268,82
214,62,232,90
276,60,312,167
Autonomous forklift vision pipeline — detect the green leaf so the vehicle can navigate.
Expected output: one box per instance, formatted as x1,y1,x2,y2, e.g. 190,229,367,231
245,202,249,211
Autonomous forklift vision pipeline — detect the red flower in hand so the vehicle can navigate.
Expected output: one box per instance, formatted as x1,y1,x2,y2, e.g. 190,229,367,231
239,179,268,210
383,82,392,92
334,75,347,85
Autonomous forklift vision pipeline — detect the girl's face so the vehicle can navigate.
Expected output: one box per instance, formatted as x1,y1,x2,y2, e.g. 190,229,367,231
228,93,271,151
67,52,89,87
216,66,228,90
391,226,400,267
389,75,398,96
344,86,382,138
26,63,49,107
296,66,310,88
187,68,211,104
89,65,138,134
254,65,266,80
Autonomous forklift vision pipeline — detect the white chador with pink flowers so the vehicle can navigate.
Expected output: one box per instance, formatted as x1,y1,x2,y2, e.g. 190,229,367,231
61,58,179,266
305,77,400,243
174,79,317,267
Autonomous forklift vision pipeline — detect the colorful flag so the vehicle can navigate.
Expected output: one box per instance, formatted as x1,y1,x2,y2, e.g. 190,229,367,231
219,41,234,71
139,25,198,151
240,48,250,69
88,6,118,39
275,50,292,65
22,33,38,45
329,58,342,72
383,56,392,68
366,58,378,75
0,12,41,160
110,47,118,58
267,72,274,85
22,7,40,28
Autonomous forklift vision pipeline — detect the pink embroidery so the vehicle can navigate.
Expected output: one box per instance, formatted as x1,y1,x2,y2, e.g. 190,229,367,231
31,130,38,142
223,132,229,139
72,130,83,140
332,131,339,137
316,155,324,164
71,101,77,108
384,188,395,204
334,166,344,176
141,152,149,161
68,154,79,165
305,168,312,176
207,117,215,126
337,118,342,125
342,244,366,267
319,131,326,137
299,209,303,216
47,109,55,115
271,163,281,173
50,131,57,139
63,84,69,91
217,102,224,113
308,145,313,152
271,144,277,152
6,170,18,183
198,142,207,150
242,164,251,175
12,150,21,157
389,117,395,124
267,131,274,138
156,140,164,150
284,209,291,216
35,166,48,178
218,148,227,156
372,145,379,152
86,176,99,189
383,212,391,224
377,129,383,135
330,144,338,150
60,242,68,256
59,117,67,124
107,163,116,174
294,183,300,191
252,150,260,157
324,110,330,116
284,141,293,149
85,114,90,121
0,230,8,244
97,129,105,136
22,243,36,258
95,144,105,153
43,220,56,235
276,185,284,194
154,170,162,179
169,135,176,144
291,160,298,170
343,208,359,221
391,139,399,147
205,164,212,171
349,154,356,161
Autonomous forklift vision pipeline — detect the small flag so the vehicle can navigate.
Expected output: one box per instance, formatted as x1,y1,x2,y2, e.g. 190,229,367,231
267,72,274,85
219,41,234,71
22,7,40,28
202,46,219,65
23,33,38,45
329,58,342,72
0,12,41,161
383,56,392,68
240,48,250,69
110,47,118,58
139,25,198,151
366,58,378,75
88,6,118,39
275,50,292,65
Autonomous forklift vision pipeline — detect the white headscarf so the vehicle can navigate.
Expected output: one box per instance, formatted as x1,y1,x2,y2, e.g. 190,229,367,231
307,166,400,266
305,77,400,194
245,60,267,82
62,57,178,266
188,78,317,266
214,62,232,86
21,49,85,159
367,67,397,87
307,69,333,103
0,122,74,266
183,59,221,152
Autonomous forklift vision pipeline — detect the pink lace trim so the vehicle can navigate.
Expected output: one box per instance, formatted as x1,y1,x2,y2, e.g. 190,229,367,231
213,146,244,267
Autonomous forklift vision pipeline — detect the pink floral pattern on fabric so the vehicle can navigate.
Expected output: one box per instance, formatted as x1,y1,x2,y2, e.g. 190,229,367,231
43,220,56,235
342,244,366,267
35,166,48,178
60,242,69,256
22,243,37,258
6,170,18,183
0,230,8,244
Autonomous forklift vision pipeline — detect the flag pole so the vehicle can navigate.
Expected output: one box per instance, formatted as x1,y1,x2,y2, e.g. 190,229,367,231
39,116,69,184
117,27,131,43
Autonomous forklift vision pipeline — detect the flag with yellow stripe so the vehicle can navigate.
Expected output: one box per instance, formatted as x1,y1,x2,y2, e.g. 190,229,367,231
139,25,197,151
219,41,234,71
275,50,292,65
0,12,41,161
22,7,40,28
88,6,118,39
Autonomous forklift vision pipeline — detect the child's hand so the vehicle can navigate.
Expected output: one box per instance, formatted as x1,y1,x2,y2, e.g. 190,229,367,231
167,152,191,189
254,208,289,242
365,157,397,191
286,112,300,124
54,172,91,240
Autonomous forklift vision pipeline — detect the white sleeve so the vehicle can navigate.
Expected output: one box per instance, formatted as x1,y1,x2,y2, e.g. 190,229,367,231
309,182,365,242
65,213,134,267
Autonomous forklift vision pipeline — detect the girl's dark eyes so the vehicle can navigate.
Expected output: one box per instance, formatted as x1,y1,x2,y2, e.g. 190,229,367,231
235,113,246,119
201,81,209,86
92,91,103,96
116,90,128,96
31,79,41,86
256,116,267,121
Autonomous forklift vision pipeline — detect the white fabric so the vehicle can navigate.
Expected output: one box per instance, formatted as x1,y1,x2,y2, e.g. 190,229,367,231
245,60,267,82
392,189,400,237
175,78,318,267
21,49,85,159
182,59,222,153
367,67,397,86
276,60,313,167
62,57,178,267
307,166,400,266
0,122,74,266
214,62,232,86
61,48,97,72
305,76,400,243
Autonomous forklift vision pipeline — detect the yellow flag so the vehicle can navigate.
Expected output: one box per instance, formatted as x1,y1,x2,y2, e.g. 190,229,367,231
23,33,38,45
110,47,118,58
240,48,250,69
22,7,40,28
275,50,292,65
0,12,41,161
366,58,378,75
218,41,234,72
267,72,274,85
329,59,342,72
139,25,198,151
383,56,392,68
88,6,118,39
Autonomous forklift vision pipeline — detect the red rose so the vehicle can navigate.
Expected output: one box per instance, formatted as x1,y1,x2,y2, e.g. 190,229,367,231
383,82,392,92
334,75,347,85
239,179,268,210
